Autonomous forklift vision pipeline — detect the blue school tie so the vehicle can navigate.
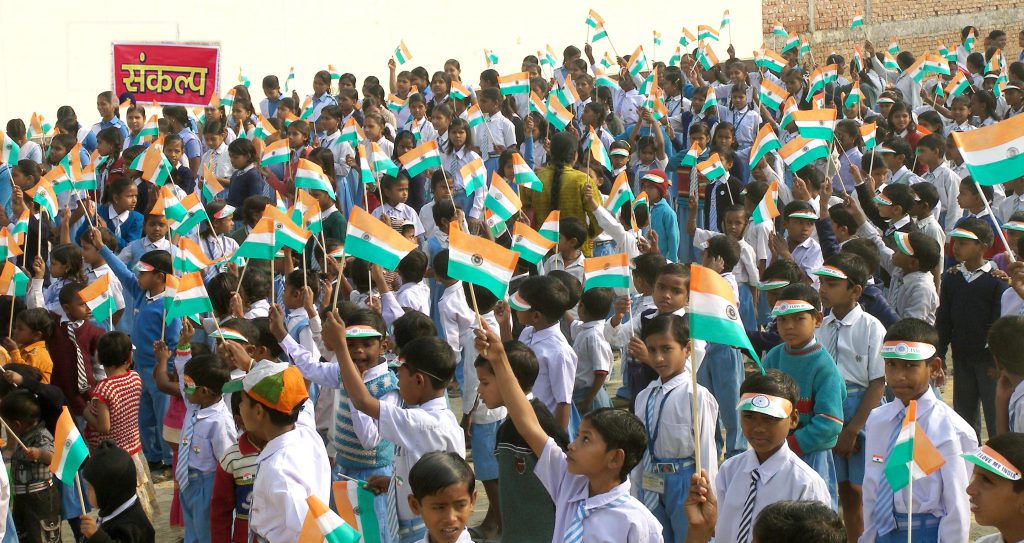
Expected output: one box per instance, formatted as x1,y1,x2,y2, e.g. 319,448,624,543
641,385,664,510
870,407,907,537
736,468,760,543
708,182,719,232
563,494,630,543
175,410,198,491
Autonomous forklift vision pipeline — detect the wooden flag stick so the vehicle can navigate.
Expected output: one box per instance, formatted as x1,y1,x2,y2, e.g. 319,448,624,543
75,472,87,515
0,416,28,451
907,470,914,543
976,180,1016,263
331,249,346,310
689,338,702,474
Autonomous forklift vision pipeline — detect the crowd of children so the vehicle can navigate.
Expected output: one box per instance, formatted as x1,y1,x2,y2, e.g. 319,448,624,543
1,14,1024,543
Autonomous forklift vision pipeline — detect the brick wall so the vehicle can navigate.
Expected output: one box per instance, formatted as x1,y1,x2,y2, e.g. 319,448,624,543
763,0,1024,65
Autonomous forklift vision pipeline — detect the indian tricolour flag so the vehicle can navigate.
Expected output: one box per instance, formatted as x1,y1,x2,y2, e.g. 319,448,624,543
697,24,719,42
394,40,413,64
202,164,226,202
679,28,697,47
485,209,508,238
946,72,970,99
0,228,21,261
590,128,612,171
697,153,727,181
448,226,519,299
807,67,828,96
545,97,573,131
586,9,604,29
254,115,277,140
263,206,311,252
294,190,322,234
345,207,418,270
952,114,1024,185
792,109,837,140
699,86,718,115
512,153,542,191
341,118,364,146
31,178,58,218
851,11,864,28
772,21,788,37
50,407,89,486
465,104,484,128
752,180,781,224
780,96,799,129
860,122,878,150
327,481,381,543
681,142,702,168
845,82,862,108
165,272,213,322
370,143,399,177
11,210,28,246
0,261,27,297
584,253,630,290
300,494,360,543
538,210,560,243
627,46,648,77
156,185,188,224
883,51,900,71
511,222,556,265
591,24,609,43
749,125,781,169
399,140,442,177
295,159,337,198
594,71,617,89
261,139,290,167
883,400,945,492
605,172,633,214
133,115,159,145
499,72,530,95
529,91,547,115
759,79,789,111
779,136,829,171
450,80,472,101
0,130,19,165
696,43,719,70
79,273,114,320
174,193,209,236
485,173,522,221
235,217,278,260
781,35,800,54
689,264,761,368
176,238,218,273
459,157,487,194
76,163,97,191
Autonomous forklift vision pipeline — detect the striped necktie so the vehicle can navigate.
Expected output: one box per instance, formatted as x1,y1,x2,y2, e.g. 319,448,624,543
736,468,761,543
66,321,89,393
870,407,907,537
562,494,630,543
825,320,844,363
175,410,198,491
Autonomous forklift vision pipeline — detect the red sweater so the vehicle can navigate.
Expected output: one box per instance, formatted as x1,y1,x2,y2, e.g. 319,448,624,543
47,315,104,416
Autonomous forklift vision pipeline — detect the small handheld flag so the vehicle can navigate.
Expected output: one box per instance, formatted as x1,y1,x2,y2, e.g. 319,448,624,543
345,207,418,270
584,253,631,290
538,210,560,243
883,400,945,492
398,141,442,177
301,494,360,543
605,173,633,214
484,174,523,221
689,264,762,368
50,407,89,485
512,153,543,191
261,139,290,167
511,222,556,265
394,40,413,65
448,226,519,299
752,181,781,224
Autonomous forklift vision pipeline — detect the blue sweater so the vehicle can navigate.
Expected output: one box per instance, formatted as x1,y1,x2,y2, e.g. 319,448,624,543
936,266,1007,360
762,341,846,456
77,205,143,251
226,167,268,219
649,198,679,261
100,246,181,370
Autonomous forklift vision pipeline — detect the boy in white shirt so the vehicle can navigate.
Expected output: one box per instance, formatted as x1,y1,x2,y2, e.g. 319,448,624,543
860,318,978,543
812,255,886,542
988,316,1024,434
571,288,615,414
540,217,586,285
322,312,465,543
917,134,962,231
713,370,831,543
473,88,516,174
774,201,824,287
474,321,665,543
964,433,1024,543
373,175,426,238
371,251,431,326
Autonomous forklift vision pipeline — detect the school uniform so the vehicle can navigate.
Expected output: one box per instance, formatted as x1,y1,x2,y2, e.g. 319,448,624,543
923,163,962,230
91,116,130,142
19,140,42,163
443,147,485,219
1010,379,1024,433
649,198,680,262
701,173,743,233
87,205,143,251
198,234,239,283
860,388,977,543
790,235,825,287
592,204,641,261
835,146,864,193
178,127,202,165
997,191,1024,223
570,321,614,413
404,117,437,143
539,251,585,285
372,202,425,236
415,531,472,543
307,92,338,126
320,130,355,180
244,299,270,319
535,437,664,543
225,164,268,216
606,81,645,126
714,442,831,543
716,105,761,152
85,263,126,326
377,397,465,542
519,323,578,423
201,142,234,180
118,237,173,268
258,96,283,119
474,111,516,175
631,371,719,543
816,305,885,487
394,280,430,316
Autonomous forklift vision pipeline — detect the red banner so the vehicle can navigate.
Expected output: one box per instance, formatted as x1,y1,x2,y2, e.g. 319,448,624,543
112,42,220,107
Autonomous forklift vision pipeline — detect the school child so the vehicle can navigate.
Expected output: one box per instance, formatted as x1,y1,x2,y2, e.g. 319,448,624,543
963,433,1024,543
811,253,886,540
199,201,241,283
509,275,577,432
79,441,156,543
429,103,453,154
474,88,517,175
861,318,978,543
954,178,1006,262
78,177,141,251
473,323,664,542
944,95,975,134
863,182,920,243
442,119,484,218
403,93,437,144
712,370,832,543
540,217,586,284
3,390,60,542
972,91,1001,127
95,231,181,472
238,268,272,319
322,313,464,543
570,288,614,414
833,120,864,193
865,203,943,322
318,105,355,183
746,260,803,356
162,134,195,194
391,132,430,212
775,201,824,286
987,316,1024,436
762,283,846,507
119,214,173,269
916,134,962,230
224,139,268,214
78,227,126,326
877,138,923,185
718,83,761,159
937,218,1009,441
201,121,234,182
94,126,125,185
210,392,263,543
910,183,946,263
403,452,476,543
257,75,282,119
373,174,426,238
640,169,680,261
688,196,759,326
420,171,453,240
2,307,53,383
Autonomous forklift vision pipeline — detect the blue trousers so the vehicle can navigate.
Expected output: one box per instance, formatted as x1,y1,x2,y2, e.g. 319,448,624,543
738,284,757,331
333,463,397,543
835,386,871,486
876,514,940,543
801,448,839,510
649,458,696,543
573,385,612,414
398,518,425,543
2,507,16,543
138,368,171,465
181,469,215,543
697,343,746,458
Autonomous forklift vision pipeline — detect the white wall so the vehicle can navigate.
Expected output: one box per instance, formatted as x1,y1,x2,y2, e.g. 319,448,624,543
0,0,762,125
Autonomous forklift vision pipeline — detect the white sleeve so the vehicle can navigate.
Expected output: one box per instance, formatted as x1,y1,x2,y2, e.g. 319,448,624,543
533,437,570,503
282,335,340,388
380,291,404,327
350,389,400,448
26,279,44,309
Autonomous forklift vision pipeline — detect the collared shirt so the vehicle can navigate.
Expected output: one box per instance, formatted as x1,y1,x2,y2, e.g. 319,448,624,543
473,111,517,157
535,438,663,543
924,163,962,232
244,299,270,319
744,220,774,266
945,120,975,135
320,130,353,177
91,116,129,141
201,142,234,180
540,251,585,285
118,236,173,267
1010,379,1024,433
957,260,994,283
714,442,831,543
630,371,720,496
592,205,641,262
692,228,758,286
395,280,431,316
372,202,424,236
173,352,237,473
519,323,577,414
307,92,338,125
888,165,922,186
606,294,656,349
997,192,1024,223
717,105,761,150
438,288,506,424
85,263,126,315
859,222,939,324
884,214,913,237
107,206,131,238
790,235,824,287
178,127,202,161
403,116,437,144
416,531,473,543
378,397,465,521
860,388,977,543
571,320,614,389
815,305,886,387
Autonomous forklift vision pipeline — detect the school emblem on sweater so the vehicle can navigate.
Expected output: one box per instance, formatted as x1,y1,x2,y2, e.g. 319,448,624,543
514,456,526,474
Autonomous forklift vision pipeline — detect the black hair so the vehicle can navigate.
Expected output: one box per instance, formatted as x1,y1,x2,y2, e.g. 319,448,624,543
740,369,799,406
432,249,451,281
57,282,86,307
955,216,995,247
517,275,571,322
251,318,284,358
640,313,690,346
705,235,741,270
349,258,371,293
903,232,942,271
581,408,647,481
0,389,40,425
988,316,1024,375
984,433,1024,493
463,282,498,314
860,151,886,173
240,268,272,305
97,331,132,368
393,311,436,351
346,308,388,337
783,200,816,220
828,205,858,234
284,269,320,300
51,243,85,284
548,270,583,313
885,137,913,166
220,318,259,344
397,249,428,284
559,217,588,249
752,501,845,543
432,199,457,227
184,353,232,392
138,249,173,276
227,138,258,166
911,183,940,211
263,400,303,426
402,336,456,389
822,252,869,288
16,307,53,339
82,440,139,514
841,238,882,274
208,273,240,316
776,283,822,312
474,340,539,392
161,105,189,128
409,451,476,500
884,317,939,348
960,176,995,204
547,132,579,206
881,183,916,214
579,288,614,322
633,253,667,286
657,262,691,290
762,259,804,285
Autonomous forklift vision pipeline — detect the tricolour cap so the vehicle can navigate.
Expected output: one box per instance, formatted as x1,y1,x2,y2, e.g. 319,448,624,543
222,360,309,414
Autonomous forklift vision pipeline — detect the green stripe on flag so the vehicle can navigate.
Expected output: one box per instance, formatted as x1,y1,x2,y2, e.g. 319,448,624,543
584,274,630,290
966,157,1024,186
345,234,403,270
689,313,762,369
448,260,509,299
89,298,115,323
406,155,441,177
883,437,915,490
166,297,214,322
57,436,89,485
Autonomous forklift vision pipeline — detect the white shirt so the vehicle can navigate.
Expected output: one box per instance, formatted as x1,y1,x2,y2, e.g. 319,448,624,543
201,142,234,180
540,251,585,285
1000,287,1024,317
859,388,977,543
571,320,614,389
473,111,516,157
1010,379,1024,433
244,299,270,319
692,228,759,286
442,147,485,219
888,165,923,186
629,371,720,498
419,200,438,239
592,204,641,262
519,323,577,414
118,236,172,266
997,191,1024,223
815,305,885,387
975,534,1024,543
404,116,437,144
860,222,939,324
534,438,664,543
744,220,774,268
320,130,354,178
18,140,42,164
715,442,831,543
607,294,656,349
416,531,473,543
924,163,963,231
438,283,506,425
378,397,466,522
373,202,425,236
249,415,331,542
789,235,824,287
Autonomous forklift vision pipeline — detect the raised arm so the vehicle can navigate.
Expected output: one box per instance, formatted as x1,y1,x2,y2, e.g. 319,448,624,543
323,311,380,419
